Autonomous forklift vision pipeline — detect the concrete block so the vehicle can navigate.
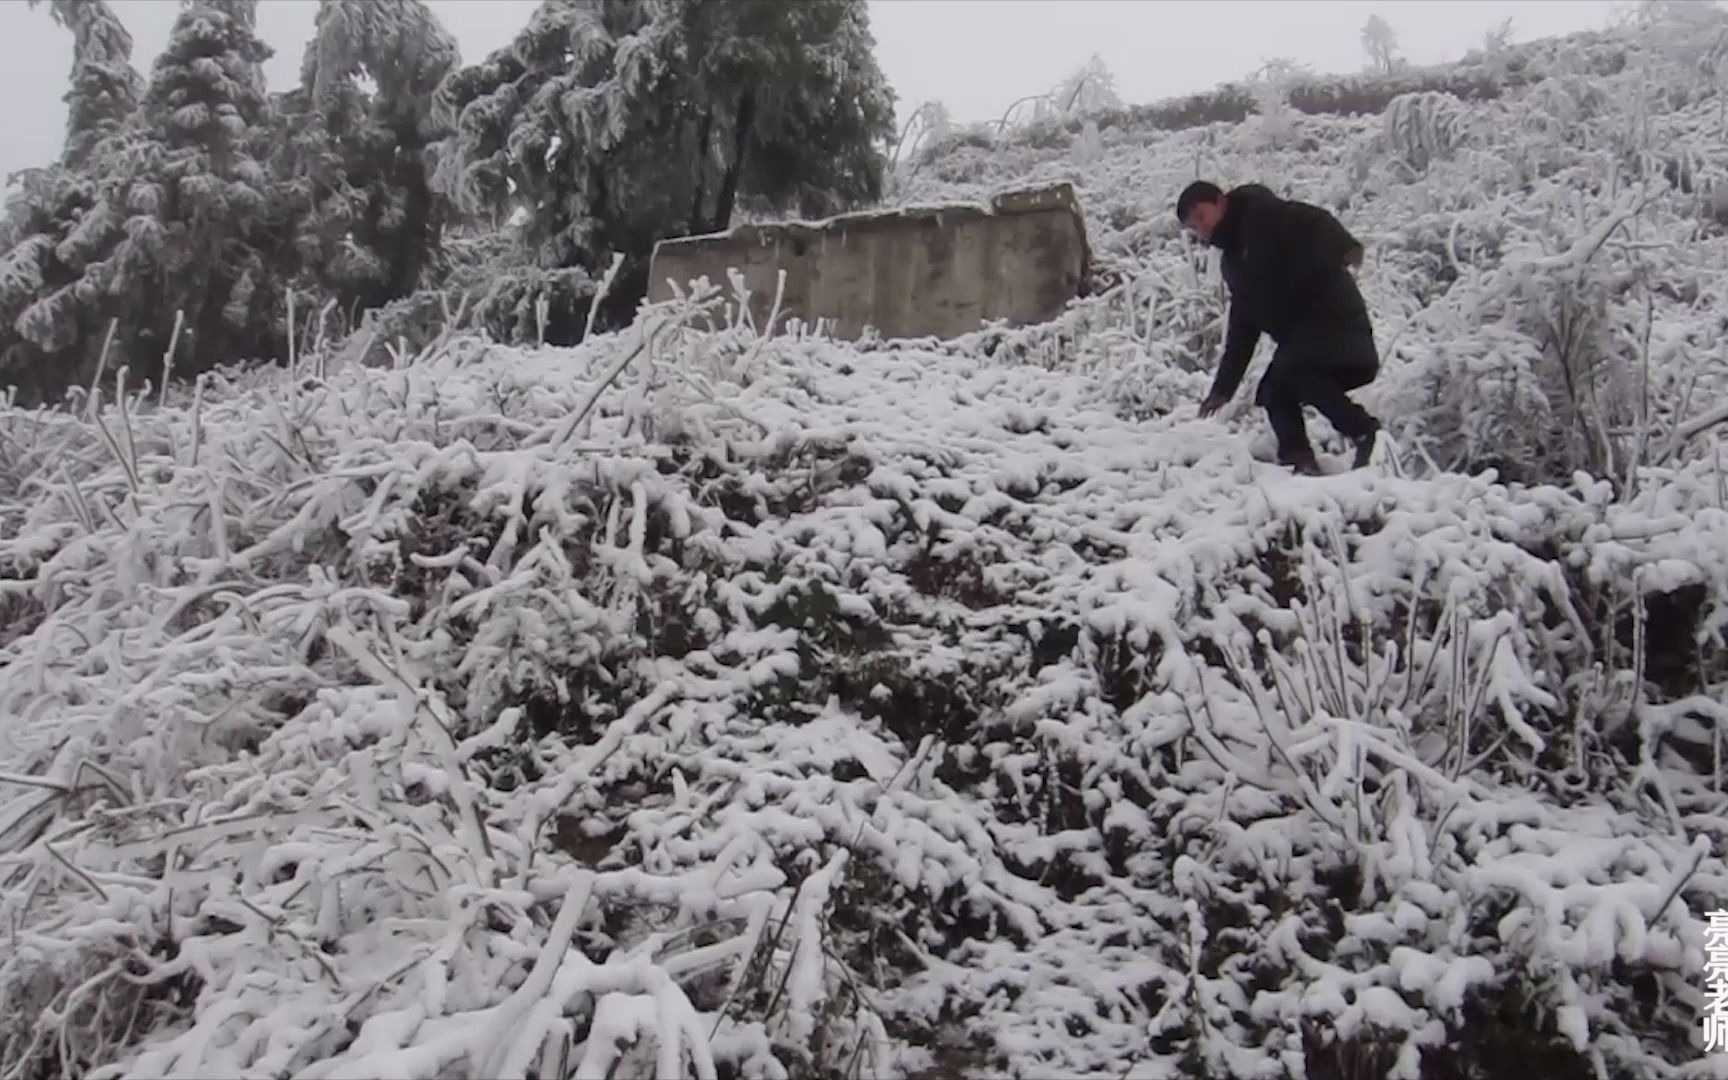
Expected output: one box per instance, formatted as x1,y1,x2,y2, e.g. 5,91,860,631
646,182,1090,341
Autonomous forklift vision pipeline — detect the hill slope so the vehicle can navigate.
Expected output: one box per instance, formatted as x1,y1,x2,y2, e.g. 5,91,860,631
894,14,1728,489
3,12,1728,1080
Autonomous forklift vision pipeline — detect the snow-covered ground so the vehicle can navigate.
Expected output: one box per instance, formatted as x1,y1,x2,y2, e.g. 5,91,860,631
5,12,1728,1080
1,293,1725,1078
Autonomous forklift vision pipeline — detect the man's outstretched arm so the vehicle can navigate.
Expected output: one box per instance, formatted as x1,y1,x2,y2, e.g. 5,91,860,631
1200,304,1260,416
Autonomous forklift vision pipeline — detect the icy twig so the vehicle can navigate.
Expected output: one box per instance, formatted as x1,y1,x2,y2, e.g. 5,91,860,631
323,624,499,889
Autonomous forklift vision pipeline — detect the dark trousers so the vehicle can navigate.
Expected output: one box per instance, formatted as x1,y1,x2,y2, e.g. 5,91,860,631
1254,332,1379,458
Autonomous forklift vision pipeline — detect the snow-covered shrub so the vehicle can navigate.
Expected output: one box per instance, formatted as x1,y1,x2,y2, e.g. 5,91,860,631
1072,119,1105,167
5,313,1728,1077
350,261,600,365
1379,323,1554,477
1246,59,1311,150
1382,91,1465,172
892,239,1227,421
1525,72,1612,131
1632,0,1728,91
1396,188,1728,487
1048,54,1124,119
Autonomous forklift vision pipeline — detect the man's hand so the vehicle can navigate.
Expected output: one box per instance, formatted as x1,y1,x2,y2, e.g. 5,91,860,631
1198,393,1228,419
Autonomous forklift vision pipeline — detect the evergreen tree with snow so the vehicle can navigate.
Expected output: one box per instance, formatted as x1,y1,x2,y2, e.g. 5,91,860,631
434,0,895,330
0,0,142,398
0,162,113,396
27,0,144,170
0,0,288,398
278,0,460,325
681,0,897,227
97,0,287,386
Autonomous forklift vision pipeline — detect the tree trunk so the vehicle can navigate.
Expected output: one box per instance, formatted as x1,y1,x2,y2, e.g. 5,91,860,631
689,106,713,233
586,158,613,268
189,267,226,378
387,154,434,302
714,89,755,232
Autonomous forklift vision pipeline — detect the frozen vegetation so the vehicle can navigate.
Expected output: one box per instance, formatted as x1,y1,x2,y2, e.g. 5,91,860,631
5,7,1728,1080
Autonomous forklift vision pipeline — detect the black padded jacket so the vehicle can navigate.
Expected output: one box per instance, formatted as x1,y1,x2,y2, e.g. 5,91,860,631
1205,184,1372,401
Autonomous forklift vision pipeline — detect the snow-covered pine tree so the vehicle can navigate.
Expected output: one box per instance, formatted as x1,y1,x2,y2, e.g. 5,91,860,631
26,0,144,170
433,0,894,329
0,0,141,399
432,0,655,274
0,164,109,393
281,0,460,323
101,0,286,377
4,0,286,394
685,0,896,225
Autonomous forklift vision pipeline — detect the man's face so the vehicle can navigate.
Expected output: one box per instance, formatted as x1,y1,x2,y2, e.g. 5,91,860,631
1183,199,1224,242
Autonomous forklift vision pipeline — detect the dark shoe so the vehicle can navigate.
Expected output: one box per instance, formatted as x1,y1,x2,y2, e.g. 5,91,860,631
1351,420,1381,469
1279,447,1324,476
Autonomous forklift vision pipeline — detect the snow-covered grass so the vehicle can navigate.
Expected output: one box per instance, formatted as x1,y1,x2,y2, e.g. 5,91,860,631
1,277,1727,1078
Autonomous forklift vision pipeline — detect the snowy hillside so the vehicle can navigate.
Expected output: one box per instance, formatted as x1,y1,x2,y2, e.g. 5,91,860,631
4,10,1728,1080
896,15,1728,490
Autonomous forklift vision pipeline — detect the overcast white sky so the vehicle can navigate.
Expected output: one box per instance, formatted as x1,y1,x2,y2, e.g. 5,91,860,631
0,0,1627,183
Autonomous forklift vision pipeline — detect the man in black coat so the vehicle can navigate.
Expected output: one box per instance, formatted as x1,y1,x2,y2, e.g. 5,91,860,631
1176,180,1382,475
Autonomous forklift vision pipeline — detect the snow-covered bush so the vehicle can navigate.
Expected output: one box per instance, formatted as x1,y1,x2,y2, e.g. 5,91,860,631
4,268,1728,1076
1382,91,1465,173
1381,322,1554,477
347,259,601,366
1246,59,1312,150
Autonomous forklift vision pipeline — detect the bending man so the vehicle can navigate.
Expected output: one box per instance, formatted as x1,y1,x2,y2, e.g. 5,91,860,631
1177,180,1382,475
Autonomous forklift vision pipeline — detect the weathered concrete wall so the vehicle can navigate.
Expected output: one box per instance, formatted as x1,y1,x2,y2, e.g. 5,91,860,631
646,183,1090,341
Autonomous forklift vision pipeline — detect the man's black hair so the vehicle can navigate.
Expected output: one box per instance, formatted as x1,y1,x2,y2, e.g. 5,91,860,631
1176,180,1224,224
